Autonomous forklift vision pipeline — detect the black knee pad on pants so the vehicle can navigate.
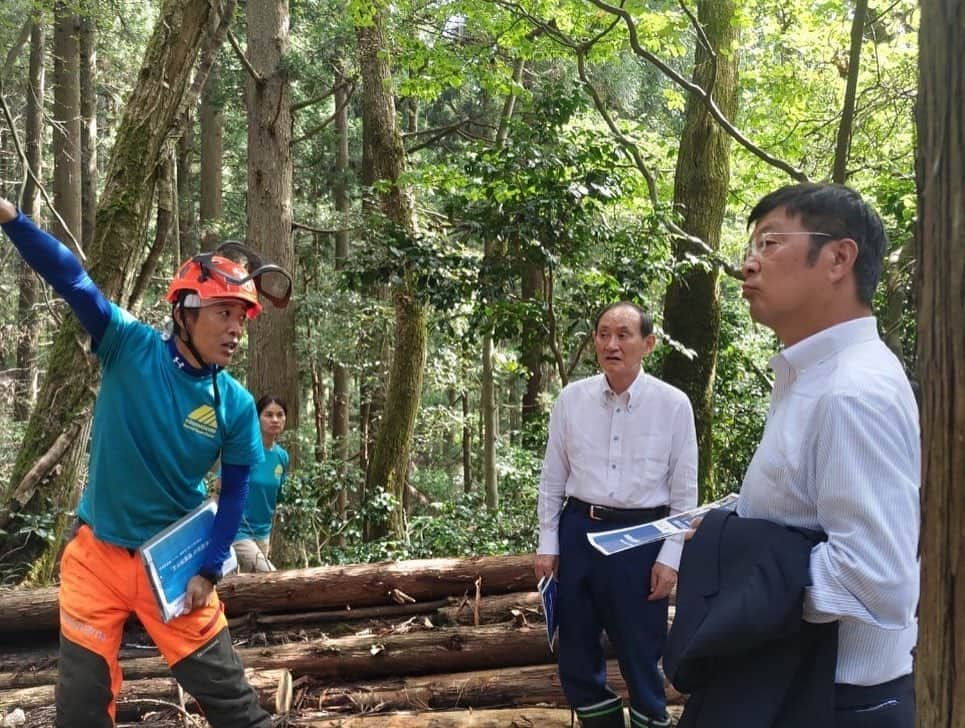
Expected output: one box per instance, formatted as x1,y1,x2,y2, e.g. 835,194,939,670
55,634,114,728
171,627,271,728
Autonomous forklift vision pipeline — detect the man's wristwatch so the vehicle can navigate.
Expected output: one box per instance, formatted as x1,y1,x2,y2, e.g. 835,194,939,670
198,569,222,586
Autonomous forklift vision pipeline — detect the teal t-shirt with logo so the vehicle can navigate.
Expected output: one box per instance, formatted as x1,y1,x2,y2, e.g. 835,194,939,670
77,304,263,548
236,443,289,540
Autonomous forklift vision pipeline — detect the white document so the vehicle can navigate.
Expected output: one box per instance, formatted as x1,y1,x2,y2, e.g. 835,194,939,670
586,493,739,557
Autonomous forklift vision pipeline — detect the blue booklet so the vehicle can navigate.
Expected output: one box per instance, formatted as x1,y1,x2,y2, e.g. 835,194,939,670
537,575,559,651
586,493,740,557
139,499,237,623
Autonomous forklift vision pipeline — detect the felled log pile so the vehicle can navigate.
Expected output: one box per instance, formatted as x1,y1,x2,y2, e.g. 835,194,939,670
0,555,683,726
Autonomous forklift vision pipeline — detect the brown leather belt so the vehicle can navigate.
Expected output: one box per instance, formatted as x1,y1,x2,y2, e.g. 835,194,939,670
567,498,669,524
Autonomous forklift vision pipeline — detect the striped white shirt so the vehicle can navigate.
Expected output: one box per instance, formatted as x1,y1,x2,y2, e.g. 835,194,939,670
737,317,920,685
537,371,698,570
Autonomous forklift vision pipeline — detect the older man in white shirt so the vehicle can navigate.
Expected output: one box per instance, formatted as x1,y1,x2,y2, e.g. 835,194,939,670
734,183,919,728
535,302,698,728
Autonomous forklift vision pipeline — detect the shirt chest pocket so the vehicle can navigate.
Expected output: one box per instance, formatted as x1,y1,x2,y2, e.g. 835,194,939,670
628,433,672,486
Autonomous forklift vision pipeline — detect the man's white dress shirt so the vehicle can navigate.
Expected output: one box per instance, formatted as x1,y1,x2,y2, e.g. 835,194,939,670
537,371,698,570
737,317,920,685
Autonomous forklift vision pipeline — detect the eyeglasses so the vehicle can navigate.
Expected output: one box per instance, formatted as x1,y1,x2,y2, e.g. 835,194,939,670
742,231,832,262
195,241,293,308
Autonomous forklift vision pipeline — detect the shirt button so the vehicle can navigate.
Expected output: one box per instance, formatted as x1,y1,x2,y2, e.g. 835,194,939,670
613,436,619,441
611,464,617,469
616,408,621,413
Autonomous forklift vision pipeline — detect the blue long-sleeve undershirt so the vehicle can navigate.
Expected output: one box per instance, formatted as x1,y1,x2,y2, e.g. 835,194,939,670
0,210,111,347
203,462,251,575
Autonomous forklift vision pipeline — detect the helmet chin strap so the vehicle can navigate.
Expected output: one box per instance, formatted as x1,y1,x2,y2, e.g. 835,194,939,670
176,304,222,407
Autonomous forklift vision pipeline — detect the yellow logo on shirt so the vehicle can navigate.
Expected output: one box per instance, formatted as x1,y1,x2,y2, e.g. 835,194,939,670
274,464,284,481
184,405,218,438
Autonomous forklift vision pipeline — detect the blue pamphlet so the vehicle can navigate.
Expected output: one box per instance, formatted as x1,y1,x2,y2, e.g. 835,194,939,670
538,575,559,651
587,493,740,557
139,499,236,622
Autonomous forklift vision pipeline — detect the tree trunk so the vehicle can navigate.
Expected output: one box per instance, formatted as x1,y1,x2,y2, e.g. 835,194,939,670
0,669,286,715
176,110,196,258
289,709,602,727
23,2,84,582
660,0,739,500
246,0,298,460
481,315,498,509
13,21,45,422
462,390,472,493
0,554,534,633
311,359,327,461
0,0,236,580
914,1,964,725
79,13,97,250
52,3,82,249
199,62,224,251
520,262,546,433
128,153,177,309
831,0,869,184
357,7,426,541
332,60,352,538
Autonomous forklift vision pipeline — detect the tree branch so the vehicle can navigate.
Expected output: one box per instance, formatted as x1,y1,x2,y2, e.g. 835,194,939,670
587,0,808,181
227,29,263,84
1,20,31,83
678,0,717,98
0,84,86,260
291,81,355,145
0,413,89,530
291,76,353,113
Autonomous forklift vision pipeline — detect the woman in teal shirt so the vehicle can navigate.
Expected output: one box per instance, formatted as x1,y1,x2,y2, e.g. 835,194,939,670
232,394,290,572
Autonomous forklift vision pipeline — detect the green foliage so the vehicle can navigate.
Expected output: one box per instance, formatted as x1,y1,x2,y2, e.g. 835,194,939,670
274,444,542,566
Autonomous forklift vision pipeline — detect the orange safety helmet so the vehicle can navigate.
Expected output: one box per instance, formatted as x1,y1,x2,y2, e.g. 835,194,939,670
166,255,263,319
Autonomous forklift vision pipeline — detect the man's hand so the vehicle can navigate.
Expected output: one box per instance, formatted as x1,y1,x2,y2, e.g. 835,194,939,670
183,574,215,614
684,516,703,541
649,562,677,601
534,554,559,580
0,199,17,224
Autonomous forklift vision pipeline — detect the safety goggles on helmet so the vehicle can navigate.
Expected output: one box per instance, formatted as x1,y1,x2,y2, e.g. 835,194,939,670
196,241,293,310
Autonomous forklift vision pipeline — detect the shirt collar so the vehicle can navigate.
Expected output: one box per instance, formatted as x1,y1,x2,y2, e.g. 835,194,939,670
166,336,212,377
599,370,646,410
774,316,880,375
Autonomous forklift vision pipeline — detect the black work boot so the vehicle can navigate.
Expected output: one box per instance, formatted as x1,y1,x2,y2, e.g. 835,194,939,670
629,705,672,728
576,696,626,727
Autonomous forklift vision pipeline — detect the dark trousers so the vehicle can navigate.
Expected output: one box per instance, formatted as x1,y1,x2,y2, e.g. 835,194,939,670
557,501,668,719
835,674,914,728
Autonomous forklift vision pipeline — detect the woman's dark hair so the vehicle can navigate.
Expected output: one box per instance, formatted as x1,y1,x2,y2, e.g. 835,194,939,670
256,394,288,417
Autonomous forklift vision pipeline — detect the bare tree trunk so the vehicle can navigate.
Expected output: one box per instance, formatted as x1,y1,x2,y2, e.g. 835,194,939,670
831,0,869,184
0,0,236,580
129,153,177,309
357,6,426,541
481,312,498,509
176,110,196,259
14,20,45,422
462,390,472,493
246,0,299,463
660,0,739,500
52,3,82,249
914,1,964,725
479,59,524,510
311,360,327,462
79,13,97,250
199,62,223,251
520,262,546,432
332,60,352,538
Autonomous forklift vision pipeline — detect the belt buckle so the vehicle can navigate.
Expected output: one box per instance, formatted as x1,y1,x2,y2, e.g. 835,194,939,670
588,504,604,521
